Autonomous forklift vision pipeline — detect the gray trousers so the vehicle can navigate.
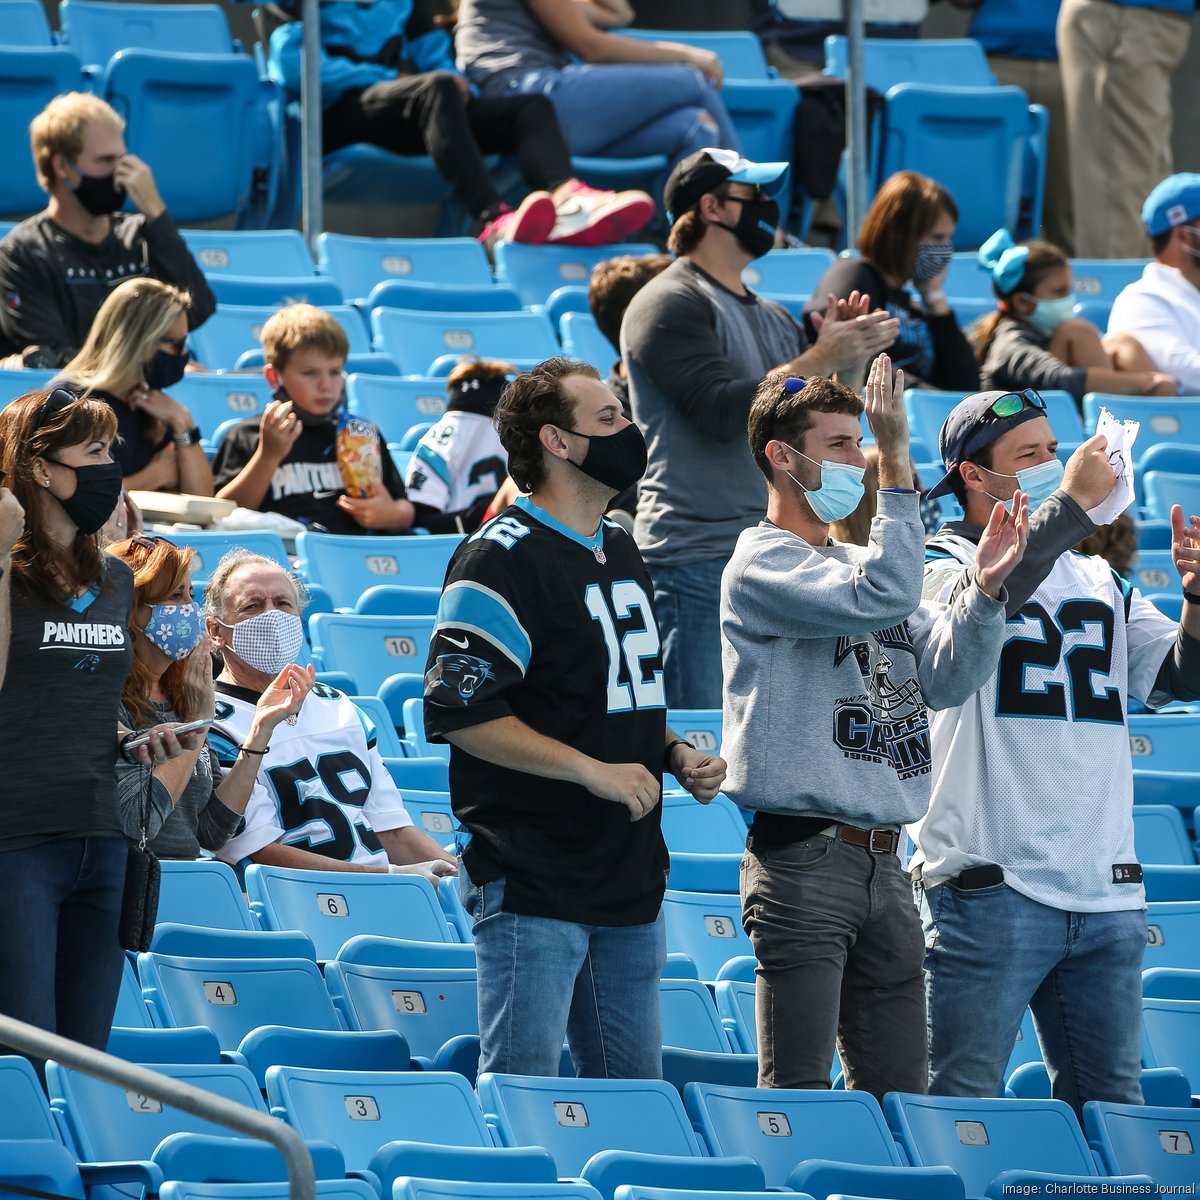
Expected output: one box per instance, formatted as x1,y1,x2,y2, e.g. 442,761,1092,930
741,832,928,1101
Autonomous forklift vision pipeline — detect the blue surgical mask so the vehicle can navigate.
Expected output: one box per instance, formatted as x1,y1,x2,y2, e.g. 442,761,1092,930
783,443,867,523
1023,292,1077,338
981,456,1065,514
143,602,203,661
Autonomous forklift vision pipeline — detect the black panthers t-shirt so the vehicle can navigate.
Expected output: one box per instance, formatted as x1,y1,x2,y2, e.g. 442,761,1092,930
424,497,669,927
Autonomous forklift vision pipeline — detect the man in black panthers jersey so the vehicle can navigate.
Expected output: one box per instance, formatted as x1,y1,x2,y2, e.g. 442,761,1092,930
425,357,726,1079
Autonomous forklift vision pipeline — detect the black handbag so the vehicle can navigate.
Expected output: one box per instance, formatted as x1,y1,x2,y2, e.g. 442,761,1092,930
119,759,160,952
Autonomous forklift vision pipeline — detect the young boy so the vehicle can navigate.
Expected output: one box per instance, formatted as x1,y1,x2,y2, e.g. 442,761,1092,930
214,304,415,535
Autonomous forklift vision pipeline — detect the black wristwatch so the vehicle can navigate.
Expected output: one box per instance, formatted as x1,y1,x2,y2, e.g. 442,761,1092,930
173,425,202,448
664,738,694,770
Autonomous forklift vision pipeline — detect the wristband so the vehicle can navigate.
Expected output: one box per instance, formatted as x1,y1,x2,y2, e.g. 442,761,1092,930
238,743,269,756
664,738,693,770
1184,592,1200,606
173,425,202,448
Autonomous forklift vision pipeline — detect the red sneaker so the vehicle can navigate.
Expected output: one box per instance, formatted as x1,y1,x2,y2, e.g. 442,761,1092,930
547,181,655,247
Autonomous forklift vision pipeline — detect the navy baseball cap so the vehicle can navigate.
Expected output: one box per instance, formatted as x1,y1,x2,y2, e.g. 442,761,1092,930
664,148,789,223
1142,173,1200,237
925,390,1048,500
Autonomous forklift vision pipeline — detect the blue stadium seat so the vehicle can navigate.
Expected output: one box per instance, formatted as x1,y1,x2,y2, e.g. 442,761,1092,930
741,247,837,304
60,0,237,68
114,955,156,1029
245,865,455,959
1133,771,1196,810
1145,902,1200,971
170,373,274,447
1084,1101,1200,1190
665,854,739,894
560,312,615,374
615,1191,804,1200
297,530,461,609
1128,712,1200,774
370,309,559,377
208,275,345,308
155,859,257,932
0,0,54,45
494,242,659,309
189,304,372,372
348,694,407,759
1127,549,1177,595
1141,997,1200,1088
0,367,57,403
628,29,774,80
237,1025,413,1088
0,48,85,216
395,788,457,840
1144,966,1200,999
148,924,316,960
543,285,592,328
137,951,343,1047
106,1024,222,1065
942,251,995,303
824,36,994,90
383,756,451,792
164,529,290,582
1144,865,1200,901
181,229,316,277
309,613,436,696
686,1083,963,1197
346,374,449,440
1142,470,1200,522
317,234,494,302
666,709,723,755
883,1093,1155,1196
355,585,442,617
660,793,748,854
1007,1062,1191,1108
713,980,756,1055
162,1183,378,1200
369,280,523,314
397,1183,604,1200
659,977,734,1054
660,890,754,983
1083,394,1200,467
400,699,448,761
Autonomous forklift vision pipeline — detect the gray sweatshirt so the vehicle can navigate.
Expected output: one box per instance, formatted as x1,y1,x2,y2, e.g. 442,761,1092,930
720,490,1007,827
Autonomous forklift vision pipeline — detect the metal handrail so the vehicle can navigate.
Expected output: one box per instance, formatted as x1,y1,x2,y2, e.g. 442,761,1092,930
0,1014,315,1200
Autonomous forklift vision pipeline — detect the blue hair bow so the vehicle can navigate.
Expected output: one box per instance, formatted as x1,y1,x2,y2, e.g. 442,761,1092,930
978,228,1029,294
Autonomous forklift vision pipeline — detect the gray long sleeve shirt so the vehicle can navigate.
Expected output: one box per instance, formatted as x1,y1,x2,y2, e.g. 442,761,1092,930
720,490,1008,827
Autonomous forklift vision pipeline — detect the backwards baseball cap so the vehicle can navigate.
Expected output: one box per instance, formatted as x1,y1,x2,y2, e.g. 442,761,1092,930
925,389,1048,500
1142,173,1200,237
663,148,790,224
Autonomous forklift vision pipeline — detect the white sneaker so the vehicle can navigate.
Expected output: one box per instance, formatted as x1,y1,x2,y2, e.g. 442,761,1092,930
546,180,655,246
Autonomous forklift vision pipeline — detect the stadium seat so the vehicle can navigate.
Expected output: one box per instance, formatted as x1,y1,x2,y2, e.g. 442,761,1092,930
245,865,455,959
1144,966,1200,999
137,951,343,1047
1006,1062,1191,1108
165,529,290,582
1006,1007,1045,1078
686,1083,963,1197
369,280,523,314
1084,1100,1200,1190
659,977,735,1055
1142,470,1200,522
883,1092,1155,1196
114,955,156,1029
660,792,748,854
1133,771,1196,811
665,853,740,894
824,35,994,90
742,247,836,303
543,286,592,329
346,374,448,440
180,228,316,277
660,890,754,983
666,709,723,755
394,788,458,840
59,0,238,68
1141,997,1200,1088
106,1024,223,1065
170,373,274,446
207,275,345,308
1083,394,1200,468
237,1024,413,1088
1144,864,1200,901
942,251,995,303
161,1183,378,1200
347,694,407,759
316,233,493,302
0,367,57,403
1127,712,1200,774
1145,902,1200,971
155,859,257,932
494,242,659,309
370,309,559,377
1069,260,1146,312
1127,549,1177,596
148,924,316,960
355,585,442,617
308,613,436,696
0,0,55,45
399,699,447,761
189,304,372,372
560,312,615,374
396,1183,604,1200
383,756,451,792
713,980,756,1055
297,530,461,609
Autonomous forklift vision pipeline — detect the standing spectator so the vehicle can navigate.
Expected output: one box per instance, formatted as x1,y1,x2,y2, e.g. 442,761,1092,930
804,171,979,393
424,357,726,1078
623,148,897,708
454,0,742,181
269,0,652,251
1057,0,1196,259
912,390,1200,1113
721,360,1021,1097
57,278,214,496
1107,174,1200,394
0,388,197,1070
0,94,214,368
973,228,1175,403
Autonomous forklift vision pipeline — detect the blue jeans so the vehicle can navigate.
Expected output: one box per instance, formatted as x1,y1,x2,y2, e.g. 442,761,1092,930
508,64,741,168
649,558,725,711
916,879,1146,1114
463,870,666,1078
0,837,127,1075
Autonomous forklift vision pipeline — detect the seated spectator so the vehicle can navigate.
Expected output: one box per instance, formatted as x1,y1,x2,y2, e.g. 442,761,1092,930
269,0,652,251
974,228,1175,404
804,171,979,392
455,0,742,183
1108,173,1200,395
111,534,313,860
214,304,414,534
56,279,215,496
204,549,458,878
1077,510,1138,578
405,357,511,534
0,93,214,368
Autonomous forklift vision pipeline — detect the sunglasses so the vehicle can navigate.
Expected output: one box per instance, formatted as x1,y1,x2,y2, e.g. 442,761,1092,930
159,337,188,351
34,386,82,429
131,534,175,551
980,389,1047,421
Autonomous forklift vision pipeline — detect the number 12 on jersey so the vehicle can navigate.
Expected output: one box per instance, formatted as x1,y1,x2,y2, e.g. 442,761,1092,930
585,581,666,713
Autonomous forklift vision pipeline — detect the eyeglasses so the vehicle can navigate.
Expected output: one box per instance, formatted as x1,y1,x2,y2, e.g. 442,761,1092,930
159,337,188,351
980,389,1047,421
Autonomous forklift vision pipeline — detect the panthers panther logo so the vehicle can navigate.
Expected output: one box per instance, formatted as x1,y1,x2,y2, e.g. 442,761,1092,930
426,652,496,704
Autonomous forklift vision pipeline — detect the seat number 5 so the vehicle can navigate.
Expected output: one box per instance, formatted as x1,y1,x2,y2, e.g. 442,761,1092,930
585,581,665,713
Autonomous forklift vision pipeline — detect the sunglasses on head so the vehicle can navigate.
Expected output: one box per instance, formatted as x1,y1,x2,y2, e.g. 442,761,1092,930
131,534,176,552
34,387,82,429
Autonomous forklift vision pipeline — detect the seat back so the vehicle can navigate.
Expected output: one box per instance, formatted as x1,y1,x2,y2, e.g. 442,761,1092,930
355,585,442,618
686,1083,904,1188
1143,471,1200,522
713,980,757,1055
1144,865,1200,902
1146,902,1200,970
1143,967,1200,999
346,375,448,443
245,865,453,959
824,35,993,91
161,1183,378,1200
61,0,234,66
157,859,257,932
1069,260,1147,309
1128,549,1177,596
138,952,342,1047
559,312,614,375
494,242,659,308
189,305,371,371
1128,713,1200,774
165,529,290,583
398,699,448,761
665,709,724,756
114,955,156,1029
181,228,315,277
1084,395,1200,467
660,793,747,855
394,788,457,840
1084,1101,1200,1187
742,247,837,300
106,1024,222,1064
395,1184,603,1200
661,889,754,982
370,309,558,376
0,0,54,44
308,613,437,697
317,234,493,300
171,373,275,445
0,1055,68,1141
1141,997,1200,1084
348,694,407,759
238,1026,413,1088
478,1073,702,1177
659,978,732,1054
297,531,462,609
382,756,451,792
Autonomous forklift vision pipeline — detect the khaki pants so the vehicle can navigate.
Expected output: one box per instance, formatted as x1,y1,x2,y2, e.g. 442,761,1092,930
1058,0,1192,259
987,54,1075,256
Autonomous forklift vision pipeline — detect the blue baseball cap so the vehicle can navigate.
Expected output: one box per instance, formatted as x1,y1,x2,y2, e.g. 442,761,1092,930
663,148,790,223
925,390,1049,500
1142,173,1200,237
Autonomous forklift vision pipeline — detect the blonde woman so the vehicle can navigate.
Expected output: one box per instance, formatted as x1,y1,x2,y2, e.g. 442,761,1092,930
57,278,213,495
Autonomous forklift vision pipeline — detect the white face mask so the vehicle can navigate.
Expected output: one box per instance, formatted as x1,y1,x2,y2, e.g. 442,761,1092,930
220,607,303,675
1183,226,1200,261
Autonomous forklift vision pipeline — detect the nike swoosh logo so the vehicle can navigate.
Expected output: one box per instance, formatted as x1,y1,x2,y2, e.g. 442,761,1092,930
312,489,342,499
441,633,469,648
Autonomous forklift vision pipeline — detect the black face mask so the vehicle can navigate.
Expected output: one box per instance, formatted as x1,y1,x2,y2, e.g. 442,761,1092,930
144,347,189,391
565,422,648,494
71,168,126,217
54,460,124,535
715,196,780,260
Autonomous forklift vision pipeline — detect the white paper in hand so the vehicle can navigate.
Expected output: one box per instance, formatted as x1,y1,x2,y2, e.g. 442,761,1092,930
1086,408,1139,526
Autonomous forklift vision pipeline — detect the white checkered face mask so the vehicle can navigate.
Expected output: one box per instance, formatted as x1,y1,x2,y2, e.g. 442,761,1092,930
220,608,304,675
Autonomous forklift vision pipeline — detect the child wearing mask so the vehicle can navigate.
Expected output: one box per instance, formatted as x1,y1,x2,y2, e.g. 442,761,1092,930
974,228,1176,405
213,304,415,534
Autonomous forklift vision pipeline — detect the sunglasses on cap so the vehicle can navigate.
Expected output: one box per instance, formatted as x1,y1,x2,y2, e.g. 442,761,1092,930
978,389,1047,422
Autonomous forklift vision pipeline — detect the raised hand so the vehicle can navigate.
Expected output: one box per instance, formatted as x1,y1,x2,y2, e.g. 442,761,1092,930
1170,504,1200,595
1061,433,1119,511
259,400,303,464
975,491,1029,599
